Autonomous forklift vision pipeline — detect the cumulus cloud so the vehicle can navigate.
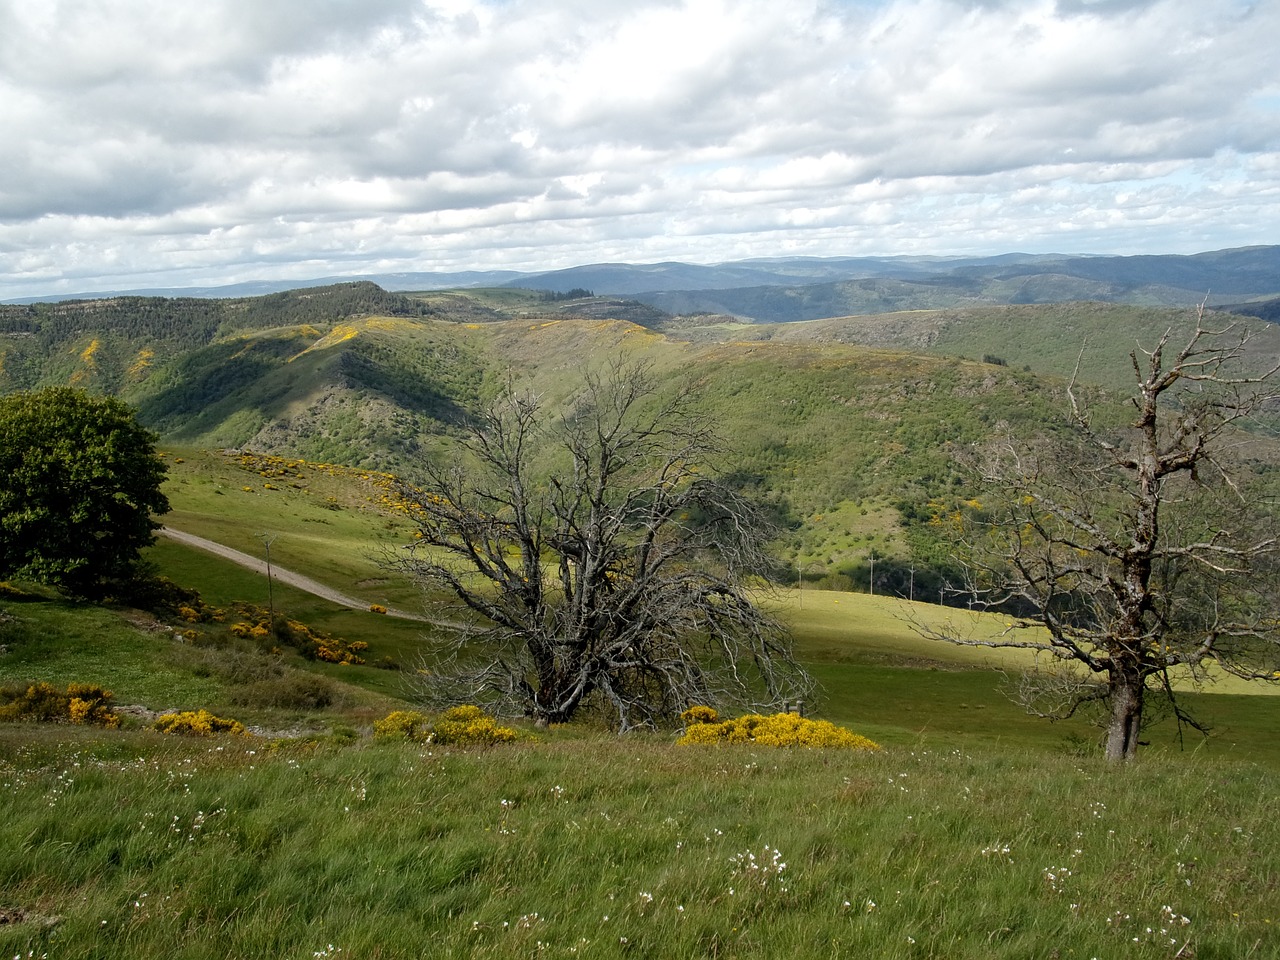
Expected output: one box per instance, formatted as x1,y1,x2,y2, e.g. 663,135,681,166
0,0,1277,297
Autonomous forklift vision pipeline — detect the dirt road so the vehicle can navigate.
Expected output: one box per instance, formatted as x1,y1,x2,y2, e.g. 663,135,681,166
158,527,426,621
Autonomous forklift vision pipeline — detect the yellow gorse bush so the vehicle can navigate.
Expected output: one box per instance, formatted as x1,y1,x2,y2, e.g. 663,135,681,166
372,709,431,741
372,705,519,746
432,705,519,746
677,708,880,751
153,709,247,737
0,681,119,727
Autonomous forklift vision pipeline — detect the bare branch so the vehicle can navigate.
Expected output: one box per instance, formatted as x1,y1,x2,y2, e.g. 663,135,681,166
922,304,1280,761
390,358,811,728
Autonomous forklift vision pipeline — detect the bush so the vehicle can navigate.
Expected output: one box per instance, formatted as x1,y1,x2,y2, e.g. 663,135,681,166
431,705,519,746
115,575,221,622
153,709,246,737
0,388,169,598
680,705,721,726
228,672,336,710
372,705,520,745
0,681,120,727
227,605,367,664
372,710,431,741
676,711,879,750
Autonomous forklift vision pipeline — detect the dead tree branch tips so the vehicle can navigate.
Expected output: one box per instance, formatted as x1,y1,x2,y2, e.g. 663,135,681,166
388,360,812,730
924,305,1280,761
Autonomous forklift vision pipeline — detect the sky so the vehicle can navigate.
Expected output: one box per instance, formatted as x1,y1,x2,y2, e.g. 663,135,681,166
1,0,1278,300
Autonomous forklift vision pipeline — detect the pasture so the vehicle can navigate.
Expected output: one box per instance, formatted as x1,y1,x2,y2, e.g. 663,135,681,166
3,445,1280,958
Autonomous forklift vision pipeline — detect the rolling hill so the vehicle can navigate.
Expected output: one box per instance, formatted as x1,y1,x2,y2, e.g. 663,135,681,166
8,245,1278,321
5,284,1280,598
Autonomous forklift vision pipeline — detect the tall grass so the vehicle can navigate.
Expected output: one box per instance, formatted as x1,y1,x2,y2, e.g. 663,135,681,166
2,728,1276,959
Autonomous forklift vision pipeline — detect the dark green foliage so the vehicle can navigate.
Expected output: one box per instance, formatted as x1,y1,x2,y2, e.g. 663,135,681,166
539,287,594,300
1224,294,1280,324
0,388,169,598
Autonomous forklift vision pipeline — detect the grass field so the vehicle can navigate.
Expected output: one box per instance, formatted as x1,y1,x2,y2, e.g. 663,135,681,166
11,443,1275,761
5,446,1280,958
1,727,1277,960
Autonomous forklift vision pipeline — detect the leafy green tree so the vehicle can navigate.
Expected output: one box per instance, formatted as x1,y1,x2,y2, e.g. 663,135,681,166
0,387,169,597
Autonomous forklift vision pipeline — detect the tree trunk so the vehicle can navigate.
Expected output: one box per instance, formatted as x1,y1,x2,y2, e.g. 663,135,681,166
1105,674,1144,762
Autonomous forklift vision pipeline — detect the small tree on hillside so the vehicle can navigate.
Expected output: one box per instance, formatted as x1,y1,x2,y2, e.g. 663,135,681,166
388,361,812,730
0,387,170,598
921,307,1280,762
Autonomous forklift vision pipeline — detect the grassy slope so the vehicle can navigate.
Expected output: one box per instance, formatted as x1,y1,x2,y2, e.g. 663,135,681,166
1,729,1277,960
154,443,1280,766
699,301,1280,389
8,441,1277,765
5,290,1280,959
4,298,1280,756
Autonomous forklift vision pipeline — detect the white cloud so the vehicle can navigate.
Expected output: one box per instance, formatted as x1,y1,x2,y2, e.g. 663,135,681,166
0,0,1277,297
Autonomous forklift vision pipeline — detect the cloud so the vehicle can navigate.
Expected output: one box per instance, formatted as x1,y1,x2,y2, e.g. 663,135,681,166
0,0,1277,297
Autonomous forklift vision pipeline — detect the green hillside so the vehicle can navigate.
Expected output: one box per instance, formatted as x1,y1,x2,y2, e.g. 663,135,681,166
5,286,1279,587
667,300,1280,391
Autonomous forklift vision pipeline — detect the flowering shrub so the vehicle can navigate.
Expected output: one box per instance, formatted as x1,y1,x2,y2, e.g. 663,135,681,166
115,574,222,623
372,710,431,741
372,705,520,745
153,709,247,737
680,705,720,726
0,681,120,727
676,711,880,751
228,604,367,664
432,705,519,746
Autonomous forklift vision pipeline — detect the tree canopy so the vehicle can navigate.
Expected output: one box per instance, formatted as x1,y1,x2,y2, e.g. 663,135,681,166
390,361,812,730
0,387,170,597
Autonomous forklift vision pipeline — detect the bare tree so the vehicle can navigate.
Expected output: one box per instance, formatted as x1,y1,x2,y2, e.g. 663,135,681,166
922,306,1280,762
388,361,812,730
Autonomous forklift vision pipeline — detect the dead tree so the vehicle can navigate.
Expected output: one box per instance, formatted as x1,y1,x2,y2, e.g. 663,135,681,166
923,305,1280,761
388,360,812,730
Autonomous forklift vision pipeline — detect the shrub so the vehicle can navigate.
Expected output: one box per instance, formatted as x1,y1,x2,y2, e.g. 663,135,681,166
0,681,120,727
228,672,336,710
153,709,247,737
432,705,519,746
676,711,880,751
372,705,520,745
225,605,367,664
116,575,221,622
681,705,720,726
372,709,430,741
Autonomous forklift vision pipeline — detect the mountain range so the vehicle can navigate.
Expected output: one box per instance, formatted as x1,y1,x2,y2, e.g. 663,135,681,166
4,278,1279,596
8,246,1279,326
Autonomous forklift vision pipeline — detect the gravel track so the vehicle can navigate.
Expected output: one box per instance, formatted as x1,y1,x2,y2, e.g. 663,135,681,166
158,527,427,621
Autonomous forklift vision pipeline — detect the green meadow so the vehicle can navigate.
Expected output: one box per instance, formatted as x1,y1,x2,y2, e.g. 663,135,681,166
3,347,1280,957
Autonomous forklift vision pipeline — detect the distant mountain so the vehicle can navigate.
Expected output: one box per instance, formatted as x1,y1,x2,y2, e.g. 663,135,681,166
1223,295,1280,325
0,270,526,305
623,246,1280,323
493,253,1082,296
9,247,1277,319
